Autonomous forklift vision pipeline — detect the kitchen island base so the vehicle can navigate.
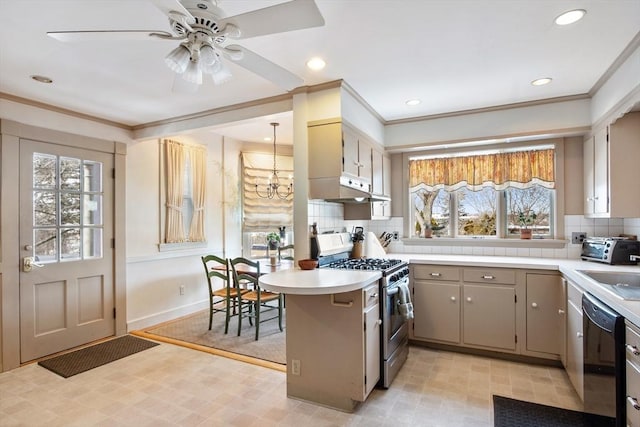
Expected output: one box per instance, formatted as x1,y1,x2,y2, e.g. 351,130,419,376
284,287,380,413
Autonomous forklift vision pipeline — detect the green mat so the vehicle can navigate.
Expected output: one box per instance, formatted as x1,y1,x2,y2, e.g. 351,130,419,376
38,335,159,378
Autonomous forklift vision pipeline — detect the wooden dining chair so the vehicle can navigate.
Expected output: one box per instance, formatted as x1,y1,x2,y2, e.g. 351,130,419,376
278,244,294,261
230,257,284,341
201,255,247,334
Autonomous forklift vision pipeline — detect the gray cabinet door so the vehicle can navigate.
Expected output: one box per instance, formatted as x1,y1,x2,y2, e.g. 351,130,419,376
463,284,516,351
413,281,461,344
526,273,563,356
364,302,380,397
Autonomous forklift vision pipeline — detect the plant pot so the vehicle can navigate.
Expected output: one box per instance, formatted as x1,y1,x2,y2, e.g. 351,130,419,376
520,229,532,239
424,228,432,238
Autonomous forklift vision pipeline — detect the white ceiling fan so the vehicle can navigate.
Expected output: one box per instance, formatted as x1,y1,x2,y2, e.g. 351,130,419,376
47,0,325,91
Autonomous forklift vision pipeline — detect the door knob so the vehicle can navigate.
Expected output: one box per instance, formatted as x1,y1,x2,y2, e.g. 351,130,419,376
23,256,44,272
531,302,538,308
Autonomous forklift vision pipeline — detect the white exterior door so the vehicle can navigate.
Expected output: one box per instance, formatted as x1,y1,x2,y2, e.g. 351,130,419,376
19,139,114,362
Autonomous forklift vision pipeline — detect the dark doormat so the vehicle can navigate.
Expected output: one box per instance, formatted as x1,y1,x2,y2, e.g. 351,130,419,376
38,335,159,378
493,395,616,427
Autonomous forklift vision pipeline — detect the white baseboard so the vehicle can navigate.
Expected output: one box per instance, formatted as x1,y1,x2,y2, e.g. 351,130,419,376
126,300,208,331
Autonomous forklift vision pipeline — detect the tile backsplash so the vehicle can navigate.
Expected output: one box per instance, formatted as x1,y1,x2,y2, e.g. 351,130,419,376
308,200,640,259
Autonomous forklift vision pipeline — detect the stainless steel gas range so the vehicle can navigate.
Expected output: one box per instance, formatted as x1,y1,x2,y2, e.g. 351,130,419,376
312,232,410,388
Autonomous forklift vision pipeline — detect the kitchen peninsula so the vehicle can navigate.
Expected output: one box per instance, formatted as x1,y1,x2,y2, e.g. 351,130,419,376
259,269,381,412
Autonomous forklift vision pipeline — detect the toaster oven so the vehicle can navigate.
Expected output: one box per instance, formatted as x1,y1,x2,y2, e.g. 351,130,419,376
581,237,640,265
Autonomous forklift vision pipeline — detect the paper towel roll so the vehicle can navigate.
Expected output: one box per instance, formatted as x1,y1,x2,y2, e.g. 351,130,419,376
364,232,388,258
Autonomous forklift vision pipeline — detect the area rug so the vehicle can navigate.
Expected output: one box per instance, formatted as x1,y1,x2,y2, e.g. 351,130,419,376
493,395,615,427
141,309,286,365
38,335,159,378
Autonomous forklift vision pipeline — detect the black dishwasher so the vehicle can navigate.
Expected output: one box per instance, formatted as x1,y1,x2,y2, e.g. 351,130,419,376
583,292,625,426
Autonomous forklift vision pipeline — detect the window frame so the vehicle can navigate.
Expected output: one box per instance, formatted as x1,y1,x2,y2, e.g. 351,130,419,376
402,139,566,246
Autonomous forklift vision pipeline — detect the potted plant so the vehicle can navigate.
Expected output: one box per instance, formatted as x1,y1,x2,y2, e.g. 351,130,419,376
518,210,537,239
266,232,281,250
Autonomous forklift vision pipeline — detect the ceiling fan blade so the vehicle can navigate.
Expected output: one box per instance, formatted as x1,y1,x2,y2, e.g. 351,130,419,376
219,0,324,40
150,0,195,23
47,30,173,42
225,44,303,91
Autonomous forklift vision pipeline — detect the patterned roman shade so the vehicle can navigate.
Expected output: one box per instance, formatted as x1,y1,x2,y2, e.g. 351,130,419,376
241,152,293,231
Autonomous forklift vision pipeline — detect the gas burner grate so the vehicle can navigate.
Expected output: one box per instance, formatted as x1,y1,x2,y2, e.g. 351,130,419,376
324,258,403,272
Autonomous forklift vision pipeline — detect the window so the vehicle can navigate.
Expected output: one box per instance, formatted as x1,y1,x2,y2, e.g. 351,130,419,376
162,139,207,245
409,146,555,238
241,152,293,257
32,153,103,262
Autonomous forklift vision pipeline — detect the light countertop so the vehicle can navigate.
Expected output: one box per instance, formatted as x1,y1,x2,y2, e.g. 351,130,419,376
259,269,381,295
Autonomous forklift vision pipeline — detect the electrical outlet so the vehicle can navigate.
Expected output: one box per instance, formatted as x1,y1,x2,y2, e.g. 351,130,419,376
571,232,587,244
179,285,185,295
393,231,399,240
291,359,300,376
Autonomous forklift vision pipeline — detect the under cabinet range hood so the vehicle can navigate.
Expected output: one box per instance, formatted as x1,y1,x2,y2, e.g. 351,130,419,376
309,175,390,203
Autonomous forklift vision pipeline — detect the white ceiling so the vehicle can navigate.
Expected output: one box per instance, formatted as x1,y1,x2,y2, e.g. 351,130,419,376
0,0,639,145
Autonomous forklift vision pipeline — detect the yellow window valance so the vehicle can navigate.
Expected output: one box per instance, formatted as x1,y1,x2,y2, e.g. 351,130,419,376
409,148,555,192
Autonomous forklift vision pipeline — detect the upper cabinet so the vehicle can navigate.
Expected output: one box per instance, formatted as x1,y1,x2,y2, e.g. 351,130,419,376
308,119,372,185
584,111,640,218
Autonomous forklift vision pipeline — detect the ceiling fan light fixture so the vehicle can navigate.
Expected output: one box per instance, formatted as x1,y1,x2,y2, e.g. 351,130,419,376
554,9,586,26
199,44,217,66
165,44,191,74
182,60,203,84
211,63,232,85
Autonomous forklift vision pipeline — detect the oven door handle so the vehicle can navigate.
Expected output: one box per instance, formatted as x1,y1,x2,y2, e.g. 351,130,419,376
386,287,399,296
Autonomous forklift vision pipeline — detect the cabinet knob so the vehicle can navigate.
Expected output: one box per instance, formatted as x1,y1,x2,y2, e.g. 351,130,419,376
577,332,583,338
466,297,472,302
558,309,565,315
594,196,599,200
376,319,382,326
627,396,640,411
626,344,640,356
450,296,456,302
531,302,538,308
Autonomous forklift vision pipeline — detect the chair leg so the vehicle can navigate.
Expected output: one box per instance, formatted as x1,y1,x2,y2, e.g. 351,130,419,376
224,297,231,334
237,300,243,336
254,301,260,341
208,297,213,331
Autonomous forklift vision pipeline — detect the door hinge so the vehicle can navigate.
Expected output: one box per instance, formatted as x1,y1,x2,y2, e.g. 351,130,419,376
112,168,115,179
111,238,115,249
514,295,517,303
113,307,116,319
364,375,367,385
515,334,518,344
364,322,366,332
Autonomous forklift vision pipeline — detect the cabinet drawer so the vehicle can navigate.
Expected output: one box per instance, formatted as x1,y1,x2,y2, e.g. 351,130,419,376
627,359,640,426
567,280,583,308
363,284,379,309
463,268,515,285
413,265,459,281
627,322,640,369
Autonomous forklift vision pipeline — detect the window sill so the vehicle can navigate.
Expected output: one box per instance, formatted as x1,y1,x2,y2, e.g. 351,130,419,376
401,237,567,249
159,242,207,252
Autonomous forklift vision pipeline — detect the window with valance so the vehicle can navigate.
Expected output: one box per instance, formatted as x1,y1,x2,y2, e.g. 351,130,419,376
408,147,556,238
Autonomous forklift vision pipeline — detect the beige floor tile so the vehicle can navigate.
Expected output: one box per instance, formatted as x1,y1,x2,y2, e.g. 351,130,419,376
0,342,582,426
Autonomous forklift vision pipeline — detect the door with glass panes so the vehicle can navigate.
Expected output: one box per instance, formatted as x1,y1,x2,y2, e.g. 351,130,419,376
19,139,114,362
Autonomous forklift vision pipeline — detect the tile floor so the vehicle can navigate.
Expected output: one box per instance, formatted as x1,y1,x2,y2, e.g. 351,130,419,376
0,342,582,426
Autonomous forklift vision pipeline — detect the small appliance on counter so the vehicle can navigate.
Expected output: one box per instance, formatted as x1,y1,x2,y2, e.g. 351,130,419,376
581,237,640,265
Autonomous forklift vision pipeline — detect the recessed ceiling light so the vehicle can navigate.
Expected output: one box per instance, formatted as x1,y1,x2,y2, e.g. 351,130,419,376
406,99,421,106
554,9,586,26
531,77,552,86
306,57,326,71
31,75,53,84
